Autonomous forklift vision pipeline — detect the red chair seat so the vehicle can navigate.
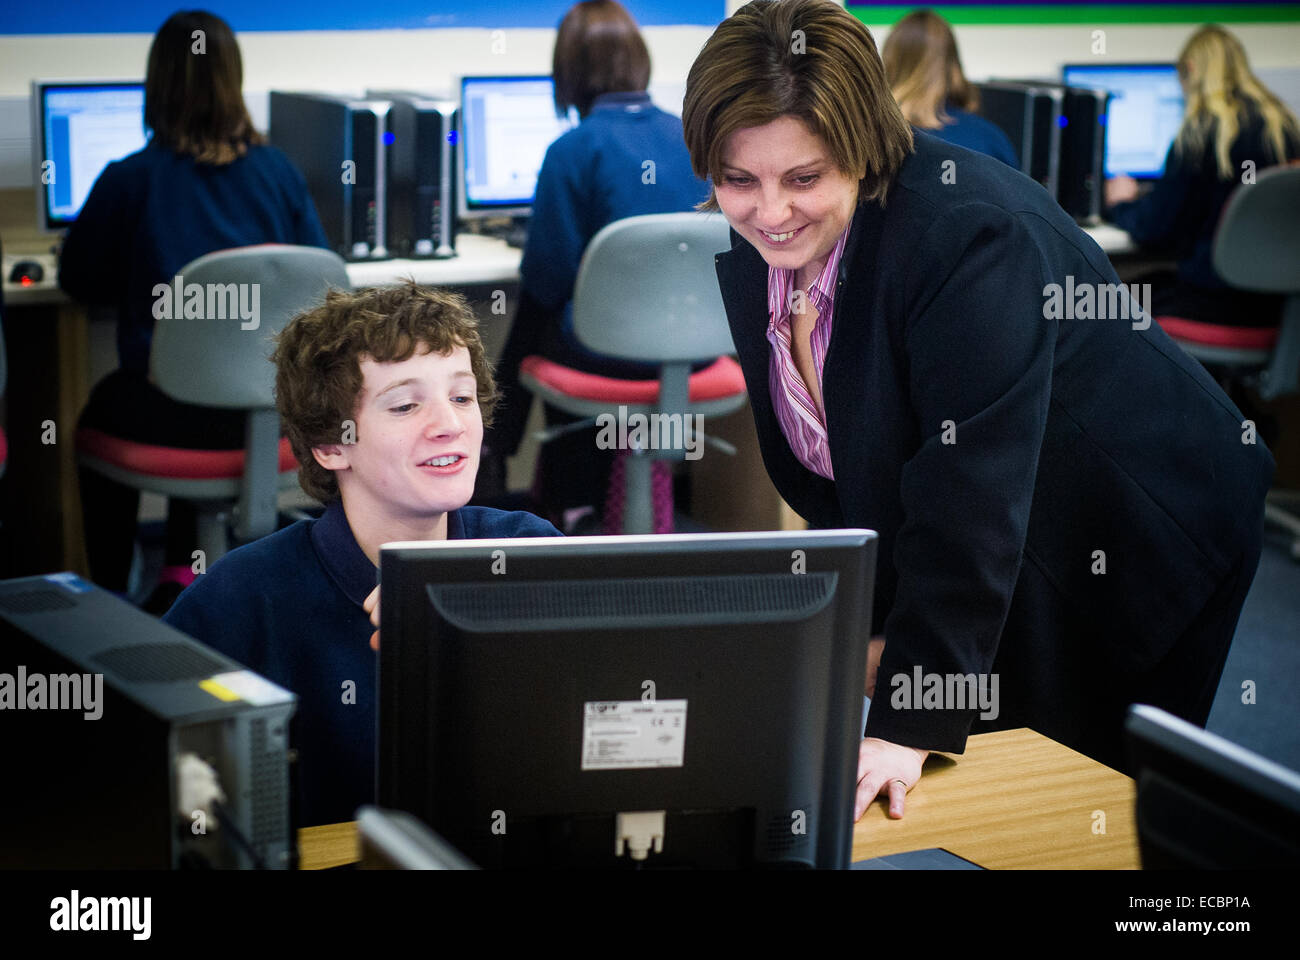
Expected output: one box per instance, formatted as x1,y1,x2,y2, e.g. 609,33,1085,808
77,428,297,480
1156,316,1279,351
520,355,746,403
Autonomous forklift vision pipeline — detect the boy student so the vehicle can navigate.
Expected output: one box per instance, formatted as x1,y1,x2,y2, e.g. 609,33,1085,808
164,282,560,827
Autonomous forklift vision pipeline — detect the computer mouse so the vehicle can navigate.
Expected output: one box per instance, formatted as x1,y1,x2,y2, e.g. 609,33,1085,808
8,260,45,284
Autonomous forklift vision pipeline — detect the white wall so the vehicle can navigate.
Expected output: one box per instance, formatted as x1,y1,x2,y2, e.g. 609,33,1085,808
2,5,1298,187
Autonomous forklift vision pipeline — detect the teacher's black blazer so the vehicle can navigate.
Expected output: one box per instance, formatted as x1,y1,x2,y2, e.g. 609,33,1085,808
714,132,1273,757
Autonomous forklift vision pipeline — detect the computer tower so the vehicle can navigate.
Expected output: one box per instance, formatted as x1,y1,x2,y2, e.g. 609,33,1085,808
976,81,1063,199
365,92,458,259
0,573,297,869
1048,84,1109,223
269,91,395,260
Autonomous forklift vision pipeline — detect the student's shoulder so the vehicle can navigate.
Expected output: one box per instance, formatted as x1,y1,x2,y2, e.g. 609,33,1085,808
238,142,310,183
164,520,317,623
456,507,562,539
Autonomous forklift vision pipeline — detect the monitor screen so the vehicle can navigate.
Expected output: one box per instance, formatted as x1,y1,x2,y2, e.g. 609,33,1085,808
1062,64,1184,178
377,530,877,869
33,80,148,230
458,75,571,218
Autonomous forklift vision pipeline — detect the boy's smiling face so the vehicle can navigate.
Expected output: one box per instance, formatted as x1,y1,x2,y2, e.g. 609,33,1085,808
313,344,482,540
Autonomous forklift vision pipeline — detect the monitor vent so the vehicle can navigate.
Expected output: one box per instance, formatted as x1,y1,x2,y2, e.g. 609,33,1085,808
427,572,836,631
764,811,813,861
0,589,77,614
91,643,228,683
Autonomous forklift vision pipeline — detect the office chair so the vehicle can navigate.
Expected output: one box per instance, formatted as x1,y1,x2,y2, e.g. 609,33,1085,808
519,213,748,535
77,244,351,563
1154,164,1300,558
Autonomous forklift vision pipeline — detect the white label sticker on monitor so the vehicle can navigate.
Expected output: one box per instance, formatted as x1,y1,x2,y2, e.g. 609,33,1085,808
581,699,687,771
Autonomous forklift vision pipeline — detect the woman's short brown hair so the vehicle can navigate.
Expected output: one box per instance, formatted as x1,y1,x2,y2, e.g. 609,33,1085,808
553,0,651,118
683,0,913,209
273,282,499,503
145,10,265,165
883,9,979,129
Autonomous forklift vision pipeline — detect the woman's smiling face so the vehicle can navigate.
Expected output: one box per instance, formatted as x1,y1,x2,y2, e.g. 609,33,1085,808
713,114,861,286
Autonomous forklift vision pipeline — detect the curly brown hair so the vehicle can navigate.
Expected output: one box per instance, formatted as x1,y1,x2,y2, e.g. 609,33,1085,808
272,281,498,503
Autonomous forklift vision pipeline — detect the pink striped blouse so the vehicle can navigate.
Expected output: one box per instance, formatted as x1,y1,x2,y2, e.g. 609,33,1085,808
764,227,850,480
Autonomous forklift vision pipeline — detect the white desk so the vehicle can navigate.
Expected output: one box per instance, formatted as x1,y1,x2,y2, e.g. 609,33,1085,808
2,233,522,307
342,233,521,288
1082,222,1137,256
4,225,1137,305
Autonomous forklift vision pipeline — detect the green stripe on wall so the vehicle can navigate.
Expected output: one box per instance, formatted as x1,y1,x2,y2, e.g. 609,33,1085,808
850,5,1300,25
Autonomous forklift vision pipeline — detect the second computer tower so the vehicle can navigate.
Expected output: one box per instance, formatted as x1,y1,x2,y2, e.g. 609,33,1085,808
1055,85,1110,223
269,91,394,260
367,92,458,259
976,81,1063,200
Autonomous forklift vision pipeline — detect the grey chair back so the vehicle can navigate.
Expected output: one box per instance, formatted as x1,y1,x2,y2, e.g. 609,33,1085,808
149,244,350,544
151,244,351,408
571,212,736,363
1213,165,1300,294
1212,164,1300,400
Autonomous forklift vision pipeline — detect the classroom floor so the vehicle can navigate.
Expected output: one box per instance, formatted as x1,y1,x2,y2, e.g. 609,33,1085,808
1206,526,1300,771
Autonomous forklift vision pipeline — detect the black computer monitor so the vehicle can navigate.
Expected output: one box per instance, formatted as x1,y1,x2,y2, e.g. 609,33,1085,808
457,75,571,220
1125,704,1300,868
377,530,877,869
31,79,148,232
1061,64,1184,178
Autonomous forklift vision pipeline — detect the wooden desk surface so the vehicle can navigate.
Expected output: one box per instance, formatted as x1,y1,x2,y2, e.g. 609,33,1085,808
853,728,1137,869
299,728,1137,870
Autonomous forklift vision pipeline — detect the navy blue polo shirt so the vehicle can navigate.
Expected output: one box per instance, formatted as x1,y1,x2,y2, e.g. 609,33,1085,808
922,109,1020,168
164,499,559,827
519,91,710,355
59,141,329,376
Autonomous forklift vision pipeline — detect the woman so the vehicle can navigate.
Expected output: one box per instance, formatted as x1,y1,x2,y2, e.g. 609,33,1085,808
489,0,709,529
59,10,328,608
882,8,1018,166
683,0,1272,818
1105,24,1300,325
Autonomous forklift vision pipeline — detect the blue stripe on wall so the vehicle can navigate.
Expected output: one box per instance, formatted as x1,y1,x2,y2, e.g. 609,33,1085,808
1,0,724,35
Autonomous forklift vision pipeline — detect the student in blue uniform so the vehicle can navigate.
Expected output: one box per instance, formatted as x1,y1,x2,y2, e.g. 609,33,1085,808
1105,24,1300,327
59,11,328,607
164,282,560,826
882,9,1019,168
489,0,710,528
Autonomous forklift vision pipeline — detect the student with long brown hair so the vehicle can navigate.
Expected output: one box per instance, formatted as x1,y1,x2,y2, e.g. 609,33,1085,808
489,0,708,531
882,8,1017,166
1106,24,1300,325
59,10,328,609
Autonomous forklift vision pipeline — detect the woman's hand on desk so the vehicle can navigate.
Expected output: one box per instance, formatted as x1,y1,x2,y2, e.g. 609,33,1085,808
364,586,380,651
855,738,928,821
1104,175,1140,207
